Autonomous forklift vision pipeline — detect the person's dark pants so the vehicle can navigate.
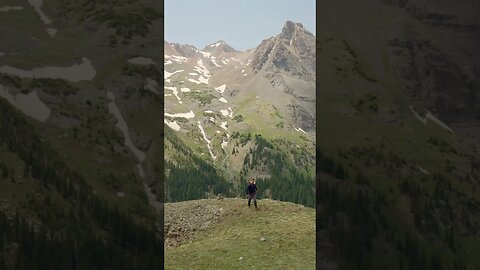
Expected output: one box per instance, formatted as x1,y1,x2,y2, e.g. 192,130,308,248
248,193,257,208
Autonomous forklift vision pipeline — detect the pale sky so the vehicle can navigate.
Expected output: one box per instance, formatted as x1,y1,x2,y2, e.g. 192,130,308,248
165,0,315,51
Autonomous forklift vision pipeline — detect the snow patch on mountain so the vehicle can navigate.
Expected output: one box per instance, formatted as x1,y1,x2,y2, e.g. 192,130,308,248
0,86,51,122
220,109,229,117
198,75,209,84
188,75,209,85
165,86,182,104
164,119,181,131
199,51,211,58
171,55,188,63
409,106,454,133
165,70,183,79
194,59,210,77
221,139,228,151
294,127,308,135
219,97,228,103
145,78,159,94
197,121,216,160
211,59,222,67
220,121,228,130
214,84,227,95
28,0,51,24
107,91,146,163
0,57,96,82
0,6,23,11
165,110,195,119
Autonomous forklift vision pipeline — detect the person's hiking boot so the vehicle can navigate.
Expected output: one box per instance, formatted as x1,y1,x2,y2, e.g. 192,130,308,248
254,202,258,209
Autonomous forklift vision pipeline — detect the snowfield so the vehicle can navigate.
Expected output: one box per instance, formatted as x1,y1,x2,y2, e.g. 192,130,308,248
199,51,211,58
215,84,227,95
0,6,23,11
220,109,229,117
198,75,209,84
164,69,184,79
197,121,216,160
107,91,146,163
165,110,195,119
409,106,454,133
0,86,51,122
211,59,222,67
221,139,228,151
0,57,96,82
165,86,182,104
164,119,181,131
294,127,308,135
219,98,228,103
145,78,159,94
194,59,211,77
220,121,228,130
171,55,189,63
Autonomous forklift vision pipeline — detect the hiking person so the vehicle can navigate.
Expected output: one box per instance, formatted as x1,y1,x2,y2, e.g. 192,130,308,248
245,178,258,209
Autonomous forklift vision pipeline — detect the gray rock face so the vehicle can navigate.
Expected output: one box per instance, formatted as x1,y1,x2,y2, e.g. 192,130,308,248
252,21,315,80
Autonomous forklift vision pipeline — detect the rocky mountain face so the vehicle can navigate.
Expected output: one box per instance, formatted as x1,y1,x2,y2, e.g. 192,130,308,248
317,0,480,269
252,21,315,80
164,21,316,206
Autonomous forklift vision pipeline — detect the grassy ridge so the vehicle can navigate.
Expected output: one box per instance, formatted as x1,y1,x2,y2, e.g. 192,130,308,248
165,198,315,270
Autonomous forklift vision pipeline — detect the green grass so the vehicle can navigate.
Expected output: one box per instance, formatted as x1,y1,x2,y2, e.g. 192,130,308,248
165,198,315,270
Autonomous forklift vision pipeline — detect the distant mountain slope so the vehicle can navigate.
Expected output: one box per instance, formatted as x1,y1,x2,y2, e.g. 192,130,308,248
163,21,316,206
317,0,480,269
0,0,163,268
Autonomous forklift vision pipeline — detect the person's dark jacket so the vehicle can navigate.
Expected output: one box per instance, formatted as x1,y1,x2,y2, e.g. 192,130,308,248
246,183,257,194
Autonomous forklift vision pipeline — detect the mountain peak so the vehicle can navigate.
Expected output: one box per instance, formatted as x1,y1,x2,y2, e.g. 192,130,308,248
202,40,236,53
281,21,304,36
208,40,226,47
